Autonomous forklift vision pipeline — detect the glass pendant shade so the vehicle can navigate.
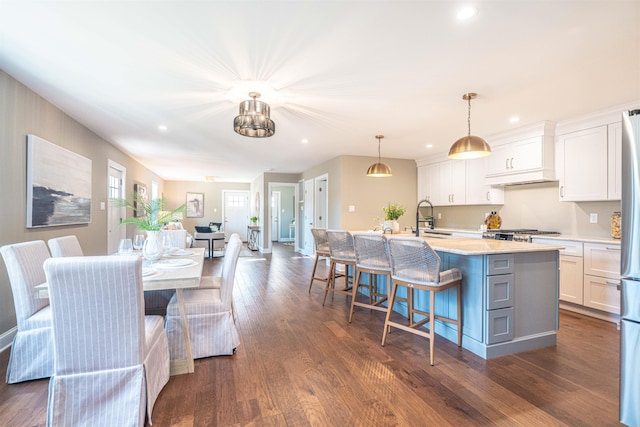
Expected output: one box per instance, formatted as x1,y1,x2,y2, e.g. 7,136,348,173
234,92,275,138
366,135,392,177
448,92,491,159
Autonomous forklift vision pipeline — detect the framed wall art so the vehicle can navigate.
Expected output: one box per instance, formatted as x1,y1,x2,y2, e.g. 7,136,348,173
186,192,204,218
134,183,148,217
26,134,92,228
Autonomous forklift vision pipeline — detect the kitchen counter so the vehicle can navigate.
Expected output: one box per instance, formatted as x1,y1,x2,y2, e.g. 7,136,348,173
423,236,564,255
532,234,621,245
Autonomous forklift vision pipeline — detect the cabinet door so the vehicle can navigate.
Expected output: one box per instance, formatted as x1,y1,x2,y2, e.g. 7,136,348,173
607,122,622,200
486,307,514,344
466,158,504,205
487,274,514,310
438,160,466,205
417,166,428,203
510,136,544,172
584,274,620,314
559,255,583,304
486,144,511,176
557,126,608,201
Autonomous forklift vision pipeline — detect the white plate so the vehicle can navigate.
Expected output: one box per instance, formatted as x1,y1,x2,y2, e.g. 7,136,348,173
154,258,196,269
165,249,194,257
142,267,158,277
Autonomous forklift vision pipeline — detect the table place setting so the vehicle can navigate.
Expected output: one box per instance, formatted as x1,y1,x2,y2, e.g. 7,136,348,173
164,248,196,257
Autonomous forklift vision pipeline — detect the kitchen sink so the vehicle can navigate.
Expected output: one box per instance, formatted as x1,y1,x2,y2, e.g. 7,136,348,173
421,230,452,237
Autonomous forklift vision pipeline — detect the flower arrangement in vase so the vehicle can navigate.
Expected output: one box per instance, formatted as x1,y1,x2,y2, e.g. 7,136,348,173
382,203,406,234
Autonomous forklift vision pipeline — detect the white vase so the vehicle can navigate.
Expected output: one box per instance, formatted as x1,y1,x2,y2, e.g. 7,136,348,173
142,230,163,261
392,220,400,234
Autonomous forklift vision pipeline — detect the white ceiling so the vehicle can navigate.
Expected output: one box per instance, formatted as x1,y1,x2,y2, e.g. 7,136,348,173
1,1,639,182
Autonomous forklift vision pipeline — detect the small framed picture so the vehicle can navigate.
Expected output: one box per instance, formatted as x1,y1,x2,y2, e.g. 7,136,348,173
134,183,147,217
186,192,204,218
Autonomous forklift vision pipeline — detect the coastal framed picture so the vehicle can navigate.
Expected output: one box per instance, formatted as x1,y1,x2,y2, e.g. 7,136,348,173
26,134,92,228
186,192,204,218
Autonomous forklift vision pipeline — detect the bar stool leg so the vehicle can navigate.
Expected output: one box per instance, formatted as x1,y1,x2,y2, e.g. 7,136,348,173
457,284,462,347
349,270,363,323
429,289,436,366
381,282,399,346
322,261,336,306
308,253,321,293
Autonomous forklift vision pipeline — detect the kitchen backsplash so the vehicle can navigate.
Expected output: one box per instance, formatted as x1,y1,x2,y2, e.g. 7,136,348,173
433,181,621,238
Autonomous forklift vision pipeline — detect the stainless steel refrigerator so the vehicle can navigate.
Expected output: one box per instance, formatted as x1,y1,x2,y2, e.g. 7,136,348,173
620,109,640,426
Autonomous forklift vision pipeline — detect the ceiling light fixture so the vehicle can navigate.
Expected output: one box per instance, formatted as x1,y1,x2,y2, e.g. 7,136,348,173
233,92,275,138
366,135,392,177
448,93,491,160
457,6,477,20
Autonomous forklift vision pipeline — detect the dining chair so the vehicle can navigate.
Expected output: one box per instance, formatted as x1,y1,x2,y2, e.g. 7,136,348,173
47,235,84,257
165,233,242,360
349,232,391,323
323,230,356,305
308,228,331,293
44,255,170,427
0,241,53,384
384,236,463,366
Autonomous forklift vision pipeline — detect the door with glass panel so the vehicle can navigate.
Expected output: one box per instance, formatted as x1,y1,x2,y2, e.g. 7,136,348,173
107,161,126,255
223,191,249,241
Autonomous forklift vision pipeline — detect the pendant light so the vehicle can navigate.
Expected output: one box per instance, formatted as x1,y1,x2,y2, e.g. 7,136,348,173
366,135,392,177
233,92,275,138
448,93,491,159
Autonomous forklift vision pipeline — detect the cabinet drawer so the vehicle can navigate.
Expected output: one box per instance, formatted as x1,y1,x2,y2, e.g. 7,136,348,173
487,273,514,310
486,307,514,344
533,238,583,257
559,255,584,304
583,274,621,314
486,254,514,275
584,243,621,279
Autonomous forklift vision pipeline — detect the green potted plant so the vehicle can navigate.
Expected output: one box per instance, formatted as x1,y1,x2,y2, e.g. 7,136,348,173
382,203,406,233
250,216,258,225
112,193,186,260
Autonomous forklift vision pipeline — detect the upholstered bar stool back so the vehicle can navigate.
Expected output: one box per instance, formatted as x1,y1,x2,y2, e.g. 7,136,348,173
308,228,331,293
349,233,391,323
384,236,463,366
323,230,356,305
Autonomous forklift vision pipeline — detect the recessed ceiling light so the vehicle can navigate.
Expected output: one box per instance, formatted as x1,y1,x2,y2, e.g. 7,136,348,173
457,6,477,20
426,144,433,149
301,138,309,144
509,116,520,124
158,125,168,131
205,176,215,182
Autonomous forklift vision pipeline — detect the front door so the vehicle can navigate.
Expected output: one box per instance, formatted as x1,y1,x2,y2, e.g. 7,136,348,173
271,191,281,242
223,191,249,241
107,160,126,255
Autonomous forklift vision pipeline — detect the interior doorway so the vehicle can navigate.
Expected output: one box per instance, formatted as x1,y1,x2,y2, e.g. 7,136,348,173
268,182,297,251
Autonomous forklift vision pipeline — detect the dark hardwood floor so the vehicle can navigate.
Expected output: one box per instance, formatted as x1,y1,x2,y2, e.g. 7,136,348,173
0,243,621,426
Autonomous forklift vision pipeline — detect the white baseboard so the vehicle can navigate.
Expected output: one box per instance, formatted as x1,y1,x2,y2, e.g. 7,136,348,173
0,327,16,353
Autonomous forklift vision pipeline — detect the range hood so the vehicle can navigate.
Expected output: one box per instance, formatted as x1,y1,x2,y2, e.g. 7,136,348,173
483,121,556,186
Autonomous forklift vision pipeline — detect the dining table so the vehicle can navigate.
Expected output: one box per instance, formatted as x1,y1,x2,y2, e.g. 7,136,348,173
34,247,206,376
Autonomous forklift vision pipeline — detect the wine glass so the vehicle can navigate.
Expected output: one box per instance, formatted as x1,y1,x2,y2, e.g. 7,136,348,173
162,233,173,253
118,238,133,255
133,234,145,251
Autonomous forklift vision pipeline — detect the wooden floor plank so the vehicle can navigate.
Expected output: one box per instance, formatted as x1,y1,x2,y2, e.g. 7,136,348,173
0,243,622,427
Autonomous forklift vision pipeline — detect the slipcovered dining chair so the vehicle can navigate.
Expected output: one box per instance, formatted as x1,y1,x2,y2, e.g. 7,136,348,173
323,230,356,305
165,233,242,360
47,235,84,257
308,228,331,293
349,232,391,323
44,255,170,427
384,236,463,366
0,240,53,384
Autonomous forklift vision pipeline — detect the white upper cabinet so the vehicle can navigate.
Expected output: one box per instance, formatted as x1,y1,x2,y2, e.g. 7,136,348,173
439,159,466,205
417,162,440,204
556,121,622,202
484,121,556,186
466,158,504,205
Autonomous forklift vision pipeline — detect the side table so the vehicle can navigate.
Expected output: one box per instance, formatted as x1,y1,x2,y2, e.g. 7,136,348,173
247,226,260,251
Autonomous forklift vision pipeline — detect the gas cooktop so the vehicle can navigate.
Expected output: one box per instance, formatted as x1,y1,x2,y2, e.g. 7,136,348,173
482,229,561,242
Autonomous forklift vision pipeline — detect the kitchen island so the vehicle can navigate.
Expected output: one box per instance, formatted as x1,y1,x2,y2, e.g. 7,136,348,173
380,235,564,359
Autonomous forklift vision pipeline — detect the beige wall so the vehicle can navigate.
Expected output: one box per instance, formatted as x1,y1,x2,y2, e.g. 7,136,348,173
163,180,250,234
0,70,164,339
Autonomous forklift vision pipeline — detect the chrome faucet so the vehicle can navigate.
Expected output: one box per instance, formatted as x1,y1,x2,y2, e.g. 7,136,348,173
416,199,434,236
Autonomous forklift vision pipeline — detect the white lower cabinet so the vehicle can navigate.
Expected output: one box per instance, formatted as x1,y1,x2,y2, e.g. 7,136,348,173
583,243,621,314
533,238,621,316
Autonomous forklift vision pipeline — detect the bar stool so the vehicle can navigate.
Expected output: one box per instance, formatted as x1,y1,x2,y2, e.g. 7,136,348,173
383,236,462,366
323,230,356,305
308,228,331,293
349,233,391,322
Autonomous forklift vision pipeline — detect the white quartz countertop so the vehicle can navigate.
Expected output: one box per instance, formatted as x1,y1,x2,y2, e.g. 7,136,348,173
421,236,564,255
530,234,621,245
